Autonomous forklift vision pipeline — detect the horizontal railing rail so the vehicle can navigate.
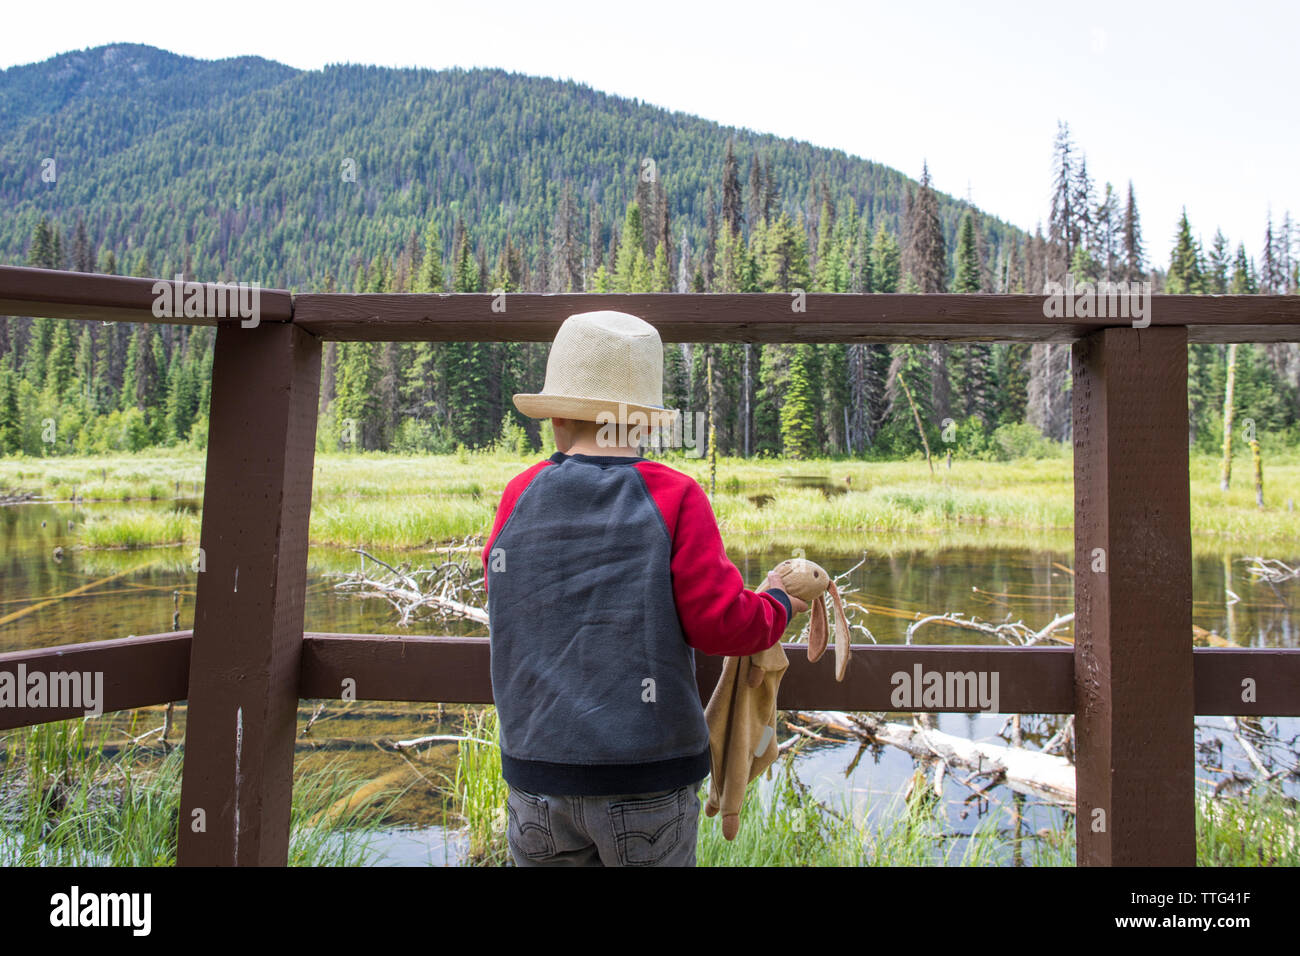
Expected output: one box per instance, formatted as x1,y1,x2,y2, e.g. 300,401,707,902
5,265,1300,341
3,633,1296,732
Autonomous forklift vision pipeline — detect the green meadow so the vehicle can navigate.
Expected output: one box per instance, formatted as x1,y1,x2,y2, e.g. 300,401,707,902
3,447,1298,553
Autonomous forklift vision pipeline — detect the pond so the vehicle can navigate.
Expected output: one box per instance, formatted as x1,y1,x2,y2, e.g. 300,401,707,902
1,497,1296,864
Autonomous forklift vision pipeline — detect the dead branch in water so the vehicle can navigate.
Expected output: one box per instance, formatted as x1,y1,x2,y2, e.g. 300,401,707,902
905,610,1074,646
330,537,487,627
1242,557,1299,585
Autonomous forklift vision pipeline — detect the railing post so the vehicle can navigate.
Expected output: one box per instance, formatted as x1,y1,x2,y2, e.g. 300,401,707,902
177,320,321,866
1072,326,1195,865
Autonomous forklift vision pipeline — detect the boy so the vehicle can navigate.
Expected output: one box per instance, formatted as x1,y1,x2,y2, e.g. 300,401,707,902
481,310,806,866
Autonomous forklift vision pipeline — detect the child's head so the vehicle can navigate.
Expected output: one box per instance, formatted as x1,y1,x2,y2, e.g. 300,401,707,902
512,311,678,444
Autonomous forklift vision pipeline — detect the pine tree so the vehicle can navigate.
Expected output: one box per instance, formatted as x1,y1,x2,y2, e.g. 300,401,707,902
0,357,20,454
747,154,764,235
1167,208,1204,294
1048,122,1079,280
415,220,445,293
1094,183,1121,281
1122,181,1146,282
762,157,780,225
551,181,582,293
27,217,56,269
904,163,947,293
1230,243,1257,294
71,219,94,273
614,202,651,292
45,321,75,399
721,139,743,238
759,213,811,292
1205,230,1230,294
780,345,819,459
650,242,671,293
953,211,981,293
870,223,901,293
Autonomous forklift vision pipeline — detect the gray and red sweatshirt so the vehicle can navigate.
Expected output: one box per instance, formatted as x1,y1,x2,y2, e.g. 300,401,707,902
481,451,793,796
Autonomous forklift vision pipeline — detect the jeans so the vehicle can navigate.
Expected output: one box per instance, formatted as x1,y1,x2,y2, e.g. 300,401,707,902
505,782,702,867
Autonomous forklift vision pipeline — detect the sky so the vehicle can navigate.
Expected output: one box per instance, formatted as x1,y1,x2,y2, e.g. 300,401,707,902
4,0,1297,265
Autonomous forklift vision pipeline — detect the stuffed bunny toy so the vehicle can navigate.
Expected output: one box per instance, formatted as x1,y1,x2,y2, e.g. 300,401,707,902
703,558,851,840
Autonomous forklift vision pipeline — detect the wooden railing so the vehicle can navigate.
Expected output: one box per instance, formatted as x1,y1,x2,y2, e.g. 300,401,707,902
2,263,1299,867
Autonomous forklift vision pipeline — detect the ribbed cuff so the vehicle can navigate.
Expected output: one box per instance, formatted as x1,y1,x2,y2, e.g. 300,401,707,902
766,587,793,628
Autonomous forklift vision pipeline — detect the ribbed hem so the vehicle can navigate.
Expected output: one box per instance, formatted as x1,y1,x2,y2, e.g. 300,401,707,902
501,745,711,796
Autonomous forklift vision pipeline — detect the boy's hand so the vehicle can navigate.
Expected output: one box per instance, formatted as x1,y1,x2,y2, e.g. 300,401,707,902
764,570,809,613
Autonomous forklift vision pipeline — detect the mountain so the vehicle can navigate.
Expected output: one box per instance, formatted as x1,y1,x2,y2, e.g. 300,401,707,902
0,43,1022,289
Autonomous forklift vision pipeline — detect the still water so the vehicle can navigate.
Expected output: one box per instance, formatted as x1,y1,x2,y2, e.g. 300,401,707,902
2,498,1296,864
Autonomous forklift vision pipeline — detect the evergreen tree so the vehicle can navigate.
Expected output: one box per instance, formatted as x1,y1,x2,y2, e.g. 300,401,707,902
870,223,901,293
1122,181,1146,282
0,357,17,453
45,320,75,399
1230,243,1257,294
1167,208,1204,294
780,345,819,458
903,163,947,293
1205,229,1230,294
613,201,651,292
721,139,743,238
953,211,981,293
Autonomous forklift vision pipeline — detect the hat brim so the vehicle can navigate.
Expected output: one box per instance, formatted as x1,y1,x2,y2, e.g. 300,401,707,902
512,393,679,426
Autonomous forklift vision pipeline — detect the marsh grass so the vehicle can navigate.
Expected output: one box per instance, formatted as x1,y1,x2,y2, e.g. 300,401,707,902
452,707,511,866
78,507,199,549
695,757,1072,866
1196,786,1299,866
23,449,1297,553
0,713,395,866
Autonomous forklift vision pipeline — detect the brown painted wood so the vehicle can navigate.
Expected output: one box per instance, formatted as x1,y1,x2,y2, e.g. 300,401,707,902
1072,327,1195,866
300,634,1074,712
0,265,292,326
0,631,191,730
177,321,321,867
292,292,1300,343
296,636,1299,715
1192,648,1300,716
0,630,1290,734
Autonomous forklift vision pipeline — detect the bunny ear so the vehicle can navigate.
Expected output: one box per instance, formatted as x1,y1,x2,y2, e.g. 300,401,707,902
806,594,828,663
827,581,851,682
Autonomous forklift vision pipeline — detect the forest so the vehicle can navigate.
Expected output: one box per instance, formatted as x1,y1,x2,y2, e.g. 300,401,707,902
1,45,1296,461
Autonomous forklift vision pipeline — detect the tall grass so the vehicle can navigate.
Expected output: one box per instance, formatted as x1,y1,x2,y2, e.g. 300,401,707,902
452,707,511,866
39,450,1300,552
0,714,394,866
78,507,199,549
1196,786,1299,865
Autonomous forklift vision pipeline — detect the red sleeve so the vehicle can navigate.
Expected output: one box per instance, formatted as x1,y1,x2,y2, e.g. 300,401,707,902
481,460,552,596
637,463,789,656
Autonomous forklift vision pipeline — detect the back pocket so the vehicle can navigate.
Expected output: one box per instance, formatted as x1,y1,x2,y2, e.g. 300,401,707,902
507,788,556,861
607,789,685,866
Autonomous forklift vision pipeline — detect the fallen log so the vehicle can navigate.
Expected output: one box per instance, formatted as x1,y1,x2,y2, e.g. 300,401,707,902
789,709,1076,811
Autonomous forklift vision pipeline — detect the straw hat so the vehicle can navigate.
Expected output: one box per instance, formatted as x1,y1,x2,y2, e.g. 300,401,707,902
512,310,679,425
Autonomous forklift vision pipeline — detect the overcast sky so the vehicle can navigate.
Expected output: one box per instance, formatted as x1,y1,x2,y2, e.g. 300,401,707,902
5,0,1296,265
